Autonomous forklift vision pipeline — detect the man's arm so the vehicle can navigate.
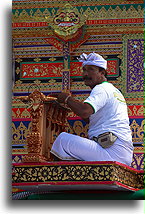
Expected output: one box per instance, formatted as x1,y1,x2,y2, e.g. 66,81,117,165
66,96,93,119
50,93,94,121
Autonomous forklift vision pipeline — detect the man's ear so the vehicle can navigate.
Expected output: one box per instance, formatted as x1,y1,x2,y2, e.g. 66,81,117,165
102,69,106,76
99,68,105,75
99,67,107,78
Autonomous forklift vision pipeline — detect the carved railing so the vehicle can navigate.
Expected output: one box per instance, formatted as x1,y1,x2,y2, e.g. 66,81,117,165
16,89,69,162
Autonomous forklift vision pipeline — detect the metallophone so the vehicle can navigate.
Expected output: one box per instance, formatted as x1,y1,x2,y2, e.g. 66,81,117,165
16,89,70,162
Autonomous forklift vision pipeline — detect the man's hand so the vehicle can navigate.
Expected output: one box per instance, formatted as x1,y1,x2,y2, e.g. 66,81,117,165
49,92,94,120
49,92,70,103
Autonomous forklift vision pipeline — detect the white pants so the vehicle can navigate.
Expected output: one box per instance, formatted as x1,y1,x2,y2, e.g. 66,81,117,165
50,132,133,166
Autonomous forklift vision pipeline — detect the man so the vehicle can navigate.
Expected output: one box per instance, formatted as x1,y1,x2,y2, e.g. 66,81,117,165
50,53,133,166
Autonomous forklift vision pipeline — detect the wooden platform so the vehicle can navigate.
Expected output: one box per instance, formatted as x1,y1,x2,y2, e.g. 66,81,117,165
12,161,144,194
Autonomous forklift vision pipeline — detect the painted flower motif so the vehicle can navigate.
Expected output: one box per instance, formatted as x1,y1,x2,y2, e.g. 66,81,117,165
51,166,65,180
66,166,91,181
13,167,25,182
38,167,52,182
25,167,40,182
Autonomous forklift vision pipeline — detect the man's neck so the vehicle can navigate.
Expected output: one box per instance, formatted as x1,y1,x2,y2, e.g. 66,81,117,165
90,78,108,89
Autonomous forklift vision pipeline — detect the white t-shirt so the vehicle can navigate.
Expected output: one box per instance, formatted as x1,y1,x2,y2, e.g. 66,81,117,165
84,82,133,149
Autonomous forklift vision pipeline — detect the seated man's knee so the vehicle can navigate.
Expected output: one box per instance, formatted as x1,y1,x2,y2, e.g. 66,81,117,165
58,132,67,138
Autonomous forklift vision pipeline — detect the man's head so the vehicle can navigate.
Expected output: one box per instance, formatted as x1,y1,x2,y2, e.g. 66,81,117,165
78,53,107,89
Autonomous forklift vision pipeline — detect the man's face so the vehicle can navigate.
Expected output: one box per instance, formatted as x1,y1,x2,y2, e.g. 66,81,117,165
82,65,103,88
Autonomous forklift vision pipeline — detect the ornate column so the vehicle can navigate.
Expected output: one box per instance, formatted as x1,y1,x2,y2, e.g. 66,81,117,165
62,42,70,92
